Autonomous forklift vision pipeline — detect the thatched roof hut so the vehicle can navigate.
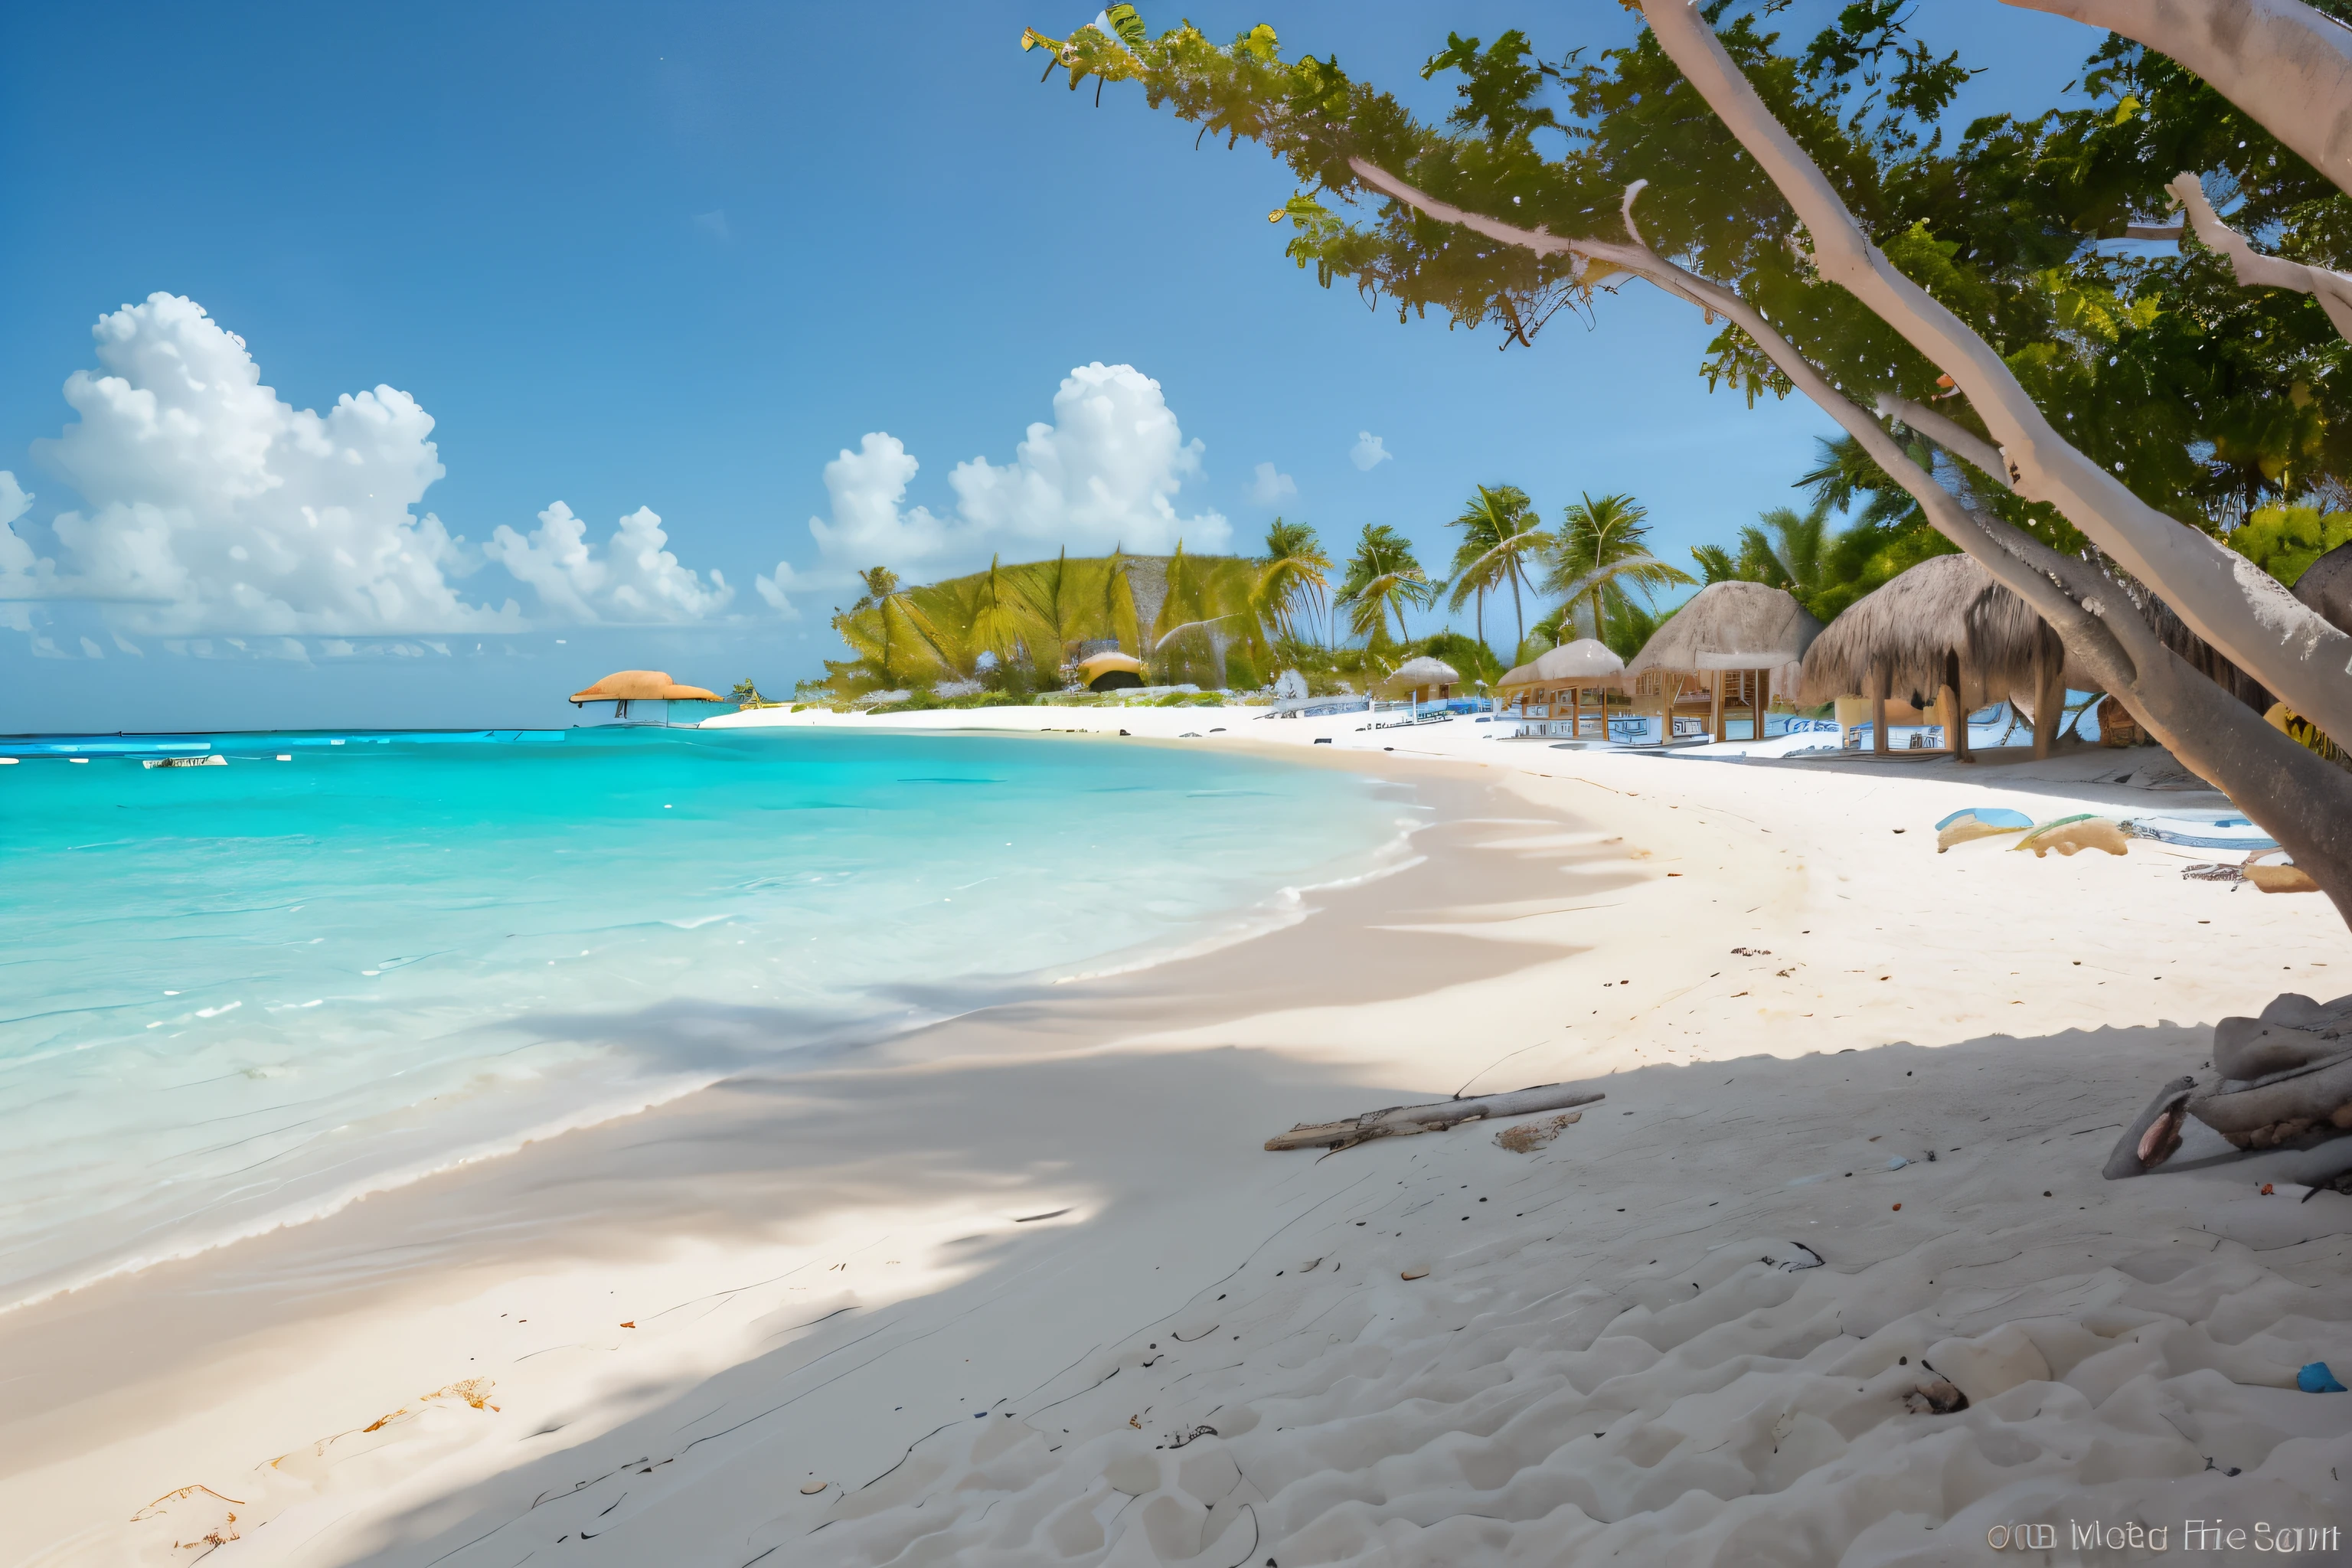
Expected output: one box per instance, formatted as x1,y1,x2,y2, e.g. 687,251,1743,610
1380,655,1461,698
2293,541,2352,632
1497,639,1624,693
1627,580,1821,693
1796,554,2060,710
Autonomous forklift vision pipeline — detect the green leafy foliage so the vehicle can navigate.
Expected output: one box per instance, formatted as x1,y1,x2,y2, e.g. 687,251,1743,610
1334,523,1436,644
1542,492,1692,646
2229,504,2352,586
1017,2,2352,532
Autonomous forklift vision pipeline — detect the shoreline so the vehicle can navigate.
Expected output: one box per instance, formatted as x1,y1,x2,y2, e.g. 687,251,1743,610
9,715,2352,1564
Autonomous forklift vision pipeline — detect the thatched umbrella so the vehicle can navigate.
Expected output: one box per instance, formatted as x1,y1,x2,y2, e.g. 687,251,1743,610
1497,639,1625,740
569,671,720,720
1379,655,1460,704
1626,581,1822,744
1795,554,2079,759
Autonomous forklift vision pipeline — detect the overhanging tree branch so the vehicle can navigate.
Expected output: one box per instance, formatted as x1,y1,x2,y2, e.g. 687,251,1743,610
1351,155,2352,922
2168,172,2352,342
2001,0,2352,198
1635,0,2352,752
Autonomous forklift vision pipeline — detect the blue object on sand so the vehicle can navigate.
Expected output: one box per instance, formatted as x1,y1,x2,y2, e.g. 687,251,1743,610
2297,1361,2347,1393
1934,807,2032,831
2130,812,2280,852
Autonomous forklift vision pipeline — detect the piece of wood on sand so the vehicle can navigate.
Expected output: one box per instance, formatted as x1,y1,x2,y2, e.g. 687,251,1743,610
1266,1081,1608,1152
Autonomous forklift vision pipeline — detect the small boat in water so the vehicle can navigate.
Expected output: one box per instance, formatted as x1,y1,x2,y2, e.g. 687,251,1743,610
140,755,227,769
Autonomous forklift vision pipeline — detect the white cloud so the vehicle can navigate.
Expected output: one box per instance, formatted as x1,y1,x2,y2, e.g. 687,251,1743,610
755,557,802,619
1249,462,1297,504
79,635,103,659
25,295,522,638
806,433,952,573
1350,432,1393,472
0,472,47,632
694,209,730,240
802,363,1229,579
484,501,733,624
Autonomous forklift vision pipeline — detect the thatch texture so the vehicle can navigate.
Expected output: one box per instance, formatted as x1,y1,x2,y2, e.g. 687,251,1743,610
570,671,720,703
1380,655,1461,696
1498,639,1625,693
1796,554,2060,710
1627,581,1821,678
2292,541,2352,633
1625,580,1819,704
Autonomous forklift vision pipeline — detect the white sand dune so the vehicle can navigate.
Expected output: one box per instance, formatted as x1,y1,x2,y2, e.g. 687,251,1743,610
8,706,2350,1566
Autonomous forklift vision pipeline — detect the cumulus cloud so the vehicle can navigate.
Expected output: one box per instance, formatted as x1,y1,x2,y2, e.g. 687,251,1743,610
806,433,952,573
1249,462,1297,504
1350,432,1393,472
755,557,802,618
28,294,522,638
802,363,1228,580
484,501,733,624
3,294,763,651
0,472,48,632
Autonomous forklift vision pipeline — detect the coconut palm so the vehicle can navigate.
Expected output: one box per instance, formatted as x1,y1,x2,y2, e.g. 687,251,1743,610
1256,518,1331,644
1014,547,1096,670
1335,523,1436,645
967,554,1039,668
851,566,900,611
1543,492,1693,647
1443,485,1548,655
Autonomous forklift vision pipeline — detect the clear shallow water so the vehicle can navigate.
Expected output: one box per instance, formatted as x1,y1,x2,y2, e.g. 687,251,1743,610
0,727,1408,1305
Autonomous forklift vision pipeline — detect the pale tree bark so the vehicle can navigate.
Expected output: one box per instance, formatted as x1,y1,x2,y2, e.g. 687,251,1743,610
1349,159,2352,926
2168,172,2352,341
1634,0,2352,754
2001,0,2352,197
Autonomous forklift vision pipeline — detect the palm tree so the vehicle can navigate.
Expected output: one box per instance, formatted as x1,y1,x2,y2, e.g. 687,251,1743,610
1256,518,1331,645
852,566,900,611
968,554,1037,668
1543,492,1693,647
1688,499,1834,596
1014,547,1094,671
1335,523,1435,645
1443,484,1548,655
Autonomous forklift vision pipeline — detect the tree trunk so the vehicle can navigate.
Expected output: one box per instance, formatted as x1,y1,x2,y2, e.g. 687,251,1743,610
1348,158,2352,926
1636,1,2352,753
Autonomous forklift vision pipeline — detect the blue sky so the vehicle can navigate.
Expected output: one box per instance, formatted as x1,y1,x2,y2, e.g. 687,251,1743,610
0,1,2091,731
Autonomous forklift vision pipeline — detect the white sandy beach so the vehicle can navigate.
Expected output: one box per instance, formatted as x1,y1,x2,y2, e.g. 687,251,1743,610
8,708,2351,1566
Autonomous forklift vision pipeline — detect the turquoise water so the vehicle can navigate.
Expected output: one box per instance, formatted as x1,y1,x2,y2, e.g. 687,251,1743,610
0,727,1408,1305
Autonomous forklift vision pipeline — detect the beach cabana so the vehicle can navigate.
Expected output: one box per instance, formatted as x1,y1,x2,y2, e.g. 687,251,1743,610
1625,580,1821,744
1798,554,2072,760
1377,655,1460,705
1497,639,1625,739
1077,650,1147,692
568,670,720,723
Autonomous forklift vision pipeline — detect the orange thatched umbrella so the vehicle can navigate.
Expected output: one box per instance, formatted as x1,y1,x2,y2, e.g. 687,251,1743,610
568,671,720,721
569,671,720,704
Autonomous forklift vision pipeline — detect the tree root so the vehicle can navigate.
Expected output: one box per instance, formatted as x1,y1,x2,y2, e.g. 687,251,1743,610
2106,993,2352,1176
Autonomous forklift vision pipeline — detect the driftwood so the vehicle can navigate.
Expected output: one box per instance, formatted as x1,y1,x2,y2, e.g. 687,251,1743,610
2107,992,2352,1177
1266,1082,1607,1153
